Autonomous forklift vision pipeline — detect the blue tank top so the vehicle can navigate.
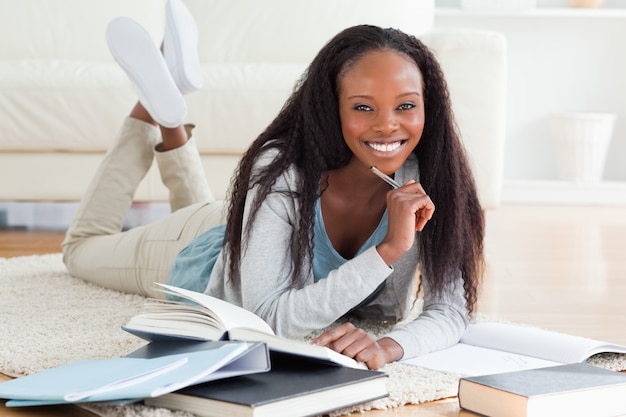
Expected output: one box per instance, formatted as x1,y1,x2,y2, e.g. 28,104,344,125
167,199,389,291
312,199,388,281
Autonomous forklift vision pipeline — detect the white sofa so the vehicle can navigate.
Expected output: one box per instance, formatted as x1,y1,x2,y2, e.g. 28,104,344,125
0,0,506,210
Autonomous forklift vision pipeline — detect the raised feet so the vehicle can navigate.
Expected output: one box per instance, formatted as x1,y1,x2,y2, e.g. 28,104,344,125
106,17,186,128
163,0,203,95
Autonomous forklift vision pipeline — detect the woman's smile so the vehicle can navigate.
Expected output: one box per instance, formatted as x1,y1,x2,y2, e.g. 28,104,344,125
365,139,408,155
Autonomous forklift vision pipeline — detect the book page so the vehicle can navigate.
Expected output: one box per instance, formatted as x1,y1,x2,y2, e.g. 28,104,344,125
404,322,626,376
123,313,226,341
460,323,626,363
229,328,367,370
159,284,274,335
403,343,561,376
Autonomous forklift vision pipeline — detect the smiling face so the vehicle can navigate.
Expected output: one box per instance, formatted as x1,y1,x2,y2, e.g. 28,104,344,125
338,49,425,176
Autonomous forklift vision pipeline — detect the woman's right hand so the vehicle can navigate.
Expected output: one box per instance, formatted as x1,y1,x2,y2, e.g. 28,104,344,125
376,180,434,266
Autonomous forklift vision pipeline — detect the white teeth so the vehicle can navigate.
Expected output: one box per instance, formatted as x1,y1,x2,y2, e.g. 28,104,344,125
367,141,402,153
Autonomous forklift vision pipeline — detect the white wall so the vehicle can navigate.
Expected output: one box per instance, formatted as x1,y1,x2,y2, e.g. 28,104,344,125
435,2,626,183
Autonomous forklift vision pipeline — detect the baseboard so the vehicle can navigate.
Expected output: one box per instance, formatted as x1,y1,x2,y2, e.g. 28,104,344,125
501,180,626,205
3,181,625,230
0,202,170,231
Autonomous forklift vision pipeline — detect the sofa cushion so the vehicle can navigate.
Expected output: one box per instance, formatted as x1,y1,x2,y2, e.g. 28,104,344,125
188,63,307,154
0,60,305,153
0,60,132,151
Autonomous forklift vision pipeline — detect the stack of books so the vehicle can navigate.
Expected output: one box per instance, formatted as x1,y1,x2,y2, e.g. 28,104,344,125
139,349,387,417
0,284,388,417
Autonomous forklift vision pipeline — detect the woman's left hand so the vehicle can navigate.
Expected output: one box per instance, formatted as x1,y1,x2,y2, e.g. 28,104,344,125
311,322,404,369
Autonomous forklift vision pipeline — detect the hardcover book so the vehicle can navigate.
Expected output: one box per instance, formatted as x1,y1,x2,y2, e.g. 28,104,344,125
145,352,388,417
458,363,626,417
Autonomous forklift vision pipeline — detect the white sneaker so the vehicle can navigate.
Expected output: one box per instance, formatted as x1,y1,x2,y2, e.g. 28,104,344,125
106,17,186,128
163,0,203,95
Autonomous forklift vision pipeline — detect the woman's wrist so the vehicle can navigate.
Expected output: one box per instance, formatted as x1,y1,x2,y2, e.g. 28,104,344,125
377,337,404,363
375,241,405,267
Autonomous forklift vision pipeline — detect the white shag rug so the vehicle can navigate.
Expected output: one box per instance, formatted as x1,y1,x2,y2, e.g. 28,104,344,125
1,254,624,417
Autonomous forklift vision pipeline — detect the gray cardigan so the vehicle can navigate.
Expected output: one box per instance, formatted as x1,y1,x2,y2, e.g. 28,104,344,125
205,149,468,360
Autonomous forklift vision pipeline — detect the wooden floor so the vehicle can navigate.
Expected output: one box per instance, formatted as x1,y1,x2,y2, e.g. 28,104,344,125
1,204,626,416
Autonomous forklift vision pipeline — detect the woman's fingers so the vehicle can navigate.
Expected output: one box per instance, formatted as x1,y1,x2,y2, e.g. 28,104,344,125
388,181,435,231
311,323,390,369
414,198,435,231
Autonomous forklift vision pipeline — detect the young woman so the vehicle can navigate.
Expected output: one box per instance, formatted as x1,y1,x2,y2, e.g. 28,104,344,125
63,0,484,370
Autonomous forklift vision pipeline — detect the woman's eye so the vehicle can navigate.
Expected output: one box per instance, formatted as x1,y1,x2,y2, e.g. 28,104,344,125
354,104,372,111
398,103,416,111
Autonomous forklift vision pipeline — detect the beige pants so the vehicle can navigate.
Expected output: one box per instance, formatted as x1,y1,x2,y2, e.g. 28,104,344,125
62,118,226,298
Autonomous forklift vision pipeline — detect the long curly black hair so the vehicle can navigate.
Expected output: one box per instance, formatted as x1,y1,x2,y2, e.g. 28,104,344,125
223,25,484,314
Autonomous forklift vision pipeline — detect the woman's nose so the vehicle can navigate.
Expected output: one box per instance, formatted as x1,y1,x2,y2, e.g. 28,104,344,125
373,110,399,135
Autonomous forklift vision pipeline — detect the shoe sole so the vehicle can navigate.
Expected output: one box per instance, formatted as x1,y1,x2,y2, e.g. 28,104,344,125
106,17,186,128
164,0,203,95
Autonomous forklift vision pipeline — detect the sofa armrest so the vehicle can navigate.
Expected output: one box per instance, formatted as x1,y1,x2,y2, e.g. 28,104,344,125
421,29,507,209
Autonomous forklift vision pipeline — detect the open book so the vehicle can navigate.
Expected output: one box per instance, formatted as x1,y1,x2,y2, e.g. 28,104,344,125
404,322,626,376
123,284,366,370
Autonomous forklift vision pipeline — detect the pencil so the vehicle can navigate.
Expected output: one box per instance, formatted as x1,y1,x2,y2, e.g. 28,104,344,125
370,166,401,189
